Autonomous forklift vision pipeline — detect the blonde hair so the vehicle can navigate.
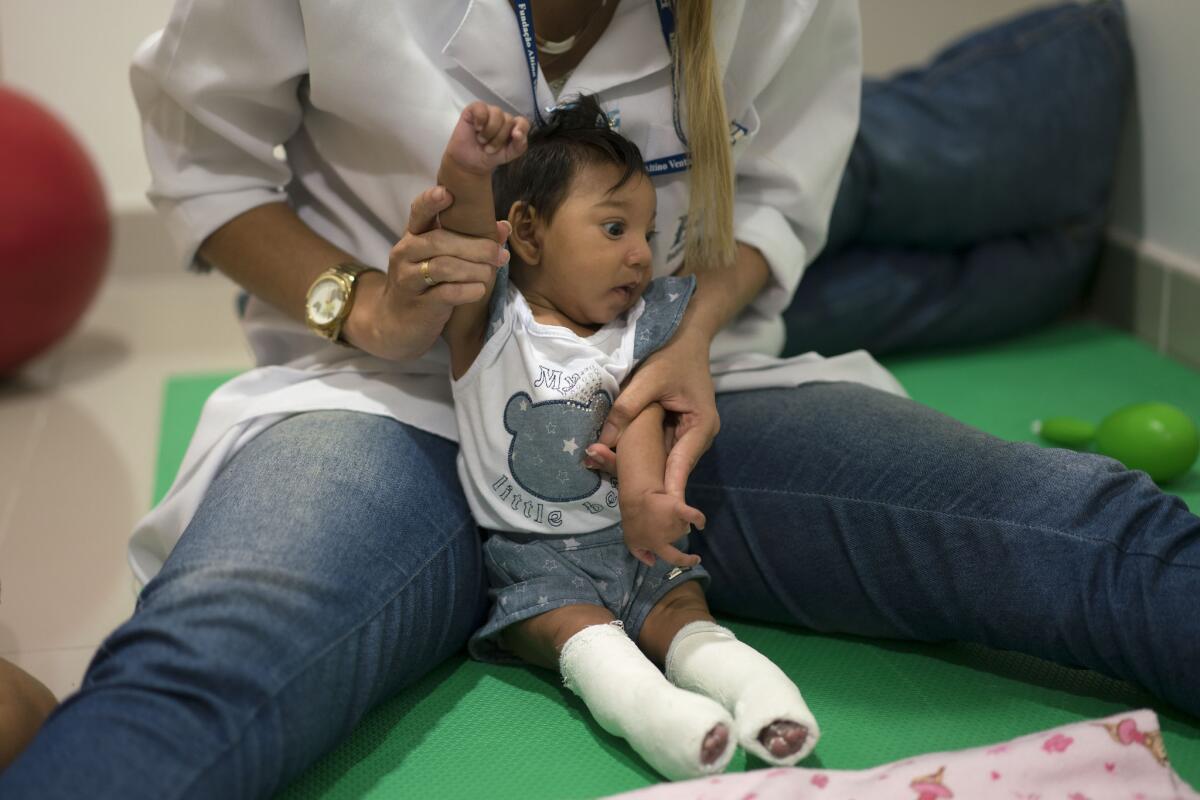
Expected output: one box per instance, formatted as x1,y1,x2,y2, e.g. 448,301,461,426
674,0,736,269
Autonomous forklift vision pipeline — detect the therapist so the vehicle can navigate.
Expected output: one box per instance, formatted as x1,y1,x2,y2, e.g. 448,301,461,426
3,2,1198,798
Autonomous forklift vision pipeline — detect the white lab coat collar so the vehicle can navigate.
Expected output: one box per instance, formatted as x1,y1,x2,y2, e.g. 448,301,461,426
443,0,542,114
562,0,671,96
443,0,690,116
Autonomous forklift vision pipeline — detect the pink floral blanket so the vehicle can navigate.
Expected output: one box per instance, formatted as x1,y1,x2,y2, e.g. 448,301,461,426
604,710,1198,800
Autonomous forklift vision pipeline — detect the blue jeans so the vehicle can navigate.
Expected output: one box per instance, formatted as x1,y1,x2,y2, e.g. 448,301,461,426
4,388,1197,798
784,0,1132,356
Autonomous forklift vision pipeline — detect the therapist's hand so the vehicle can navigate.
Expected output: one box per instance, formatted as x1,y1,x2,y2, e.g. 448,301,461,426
589,327,719,499
344,185,510,361
587,243,770,493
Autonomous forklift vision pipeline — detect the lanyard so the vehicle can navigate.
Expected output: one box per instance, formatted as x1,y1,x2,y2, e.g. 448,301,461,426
512,0,694,176
652,0,689,147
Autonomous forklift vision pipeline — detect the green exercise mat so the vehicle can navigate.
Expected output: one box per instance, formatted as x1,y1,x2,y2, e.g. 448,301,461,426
153,323,1200,798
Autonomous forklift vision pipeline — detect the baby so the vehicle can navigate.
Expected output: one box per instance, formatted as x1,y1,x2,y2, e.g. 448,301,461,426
436,94,818,780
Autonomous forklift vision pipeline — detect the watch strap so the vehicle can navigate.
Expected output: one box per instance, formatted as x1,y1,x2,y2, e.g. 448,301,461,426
306,261,373,343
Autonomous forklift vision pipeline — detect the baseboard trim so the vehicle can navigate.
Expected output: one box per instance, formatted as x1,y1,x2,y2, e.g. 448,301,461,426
1090,230,1200,369
1106,227,1200,281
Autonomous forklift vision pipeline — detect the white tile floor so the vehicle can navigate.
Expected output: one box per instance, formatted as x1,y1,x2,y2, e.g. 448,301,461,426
0,269,254,699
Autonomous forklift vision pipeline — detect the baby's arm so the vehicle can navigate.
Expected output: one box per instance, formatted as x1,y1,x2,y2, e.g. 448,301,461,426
617,403,707,568
437,102,529,377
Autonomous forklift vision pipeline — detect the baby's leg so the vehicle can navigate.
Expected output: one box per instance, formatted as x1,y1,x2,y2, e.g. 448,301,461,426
639,582,819,765
502,604,735,780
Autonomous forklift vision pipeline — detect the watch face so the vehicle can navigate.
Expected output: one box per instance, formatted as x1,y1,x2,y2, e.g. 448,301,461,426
308,277,347,326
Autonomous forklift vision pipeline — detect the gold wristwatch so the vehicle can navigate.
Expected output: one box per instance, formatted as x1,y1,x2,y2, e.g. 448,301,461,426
304,262,372,343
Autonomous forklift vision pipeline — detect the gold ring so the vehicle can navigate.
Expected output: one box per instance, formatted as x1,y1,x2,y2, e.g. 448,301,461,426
420,260,437,287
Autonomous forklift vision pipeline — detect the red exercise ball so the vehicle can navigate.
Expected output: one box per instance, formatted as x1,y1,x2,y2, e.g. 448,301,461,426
0,86,111,374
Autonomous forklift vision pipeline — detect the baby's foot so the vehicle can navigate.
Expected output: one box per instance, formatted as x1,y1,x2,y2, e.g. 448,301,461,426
758,719,809,759
701,723,731,765
444,101,530,175
559,623,736,781
612,684,734,779
664,621,821,766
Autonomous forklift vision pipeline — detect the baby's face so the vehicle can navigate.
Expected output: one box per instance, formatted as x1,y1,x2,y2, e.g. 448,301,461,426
534,163,657,327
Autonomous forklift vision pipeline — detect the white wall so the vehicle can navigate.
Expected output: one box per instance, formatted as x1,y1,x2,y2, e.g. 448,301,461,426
867,0,1200,280
1107,0,1200,276
863,0,1200,278
3,0,1198,276
0,0,173,213
859,0,1046,77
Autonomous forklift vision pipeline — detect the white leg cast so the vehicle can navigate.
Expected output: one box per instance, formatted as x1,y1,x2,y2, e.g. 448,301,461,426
665,621,820,765
558,622,735,781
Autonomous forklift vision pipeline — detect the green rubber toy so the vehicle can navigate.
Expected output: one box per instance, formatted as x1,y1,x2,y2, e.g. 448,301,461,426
1034,402,1200,484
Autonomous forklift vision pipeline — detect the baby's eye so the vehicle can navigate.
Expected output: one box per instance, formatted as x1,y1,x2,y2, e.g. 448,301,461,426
646,230,658,243
602,221,626,238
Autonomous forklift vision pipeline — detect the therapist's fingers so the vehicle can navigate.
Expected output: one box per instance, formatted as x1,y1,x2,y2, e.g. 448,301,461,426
407,226,510,263
424,280,489,307
403,255,499,295
598,378,657,449
406,185,454,236
393,227,507,278
663,424,713,499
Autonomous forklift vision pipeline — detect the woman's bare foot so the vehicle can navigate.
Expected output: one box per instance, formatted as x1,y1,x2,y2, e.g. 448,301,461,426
0,657,57,770
758,719,809,759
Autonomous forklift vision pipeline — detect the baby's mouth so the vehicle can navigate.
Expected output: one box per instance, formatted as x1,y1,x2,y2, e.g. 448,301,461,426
611,283,638,302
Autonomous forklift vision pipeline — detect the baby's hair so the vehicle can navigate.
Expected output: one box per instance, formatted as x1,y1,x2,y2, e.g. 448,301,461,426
492,94,647,224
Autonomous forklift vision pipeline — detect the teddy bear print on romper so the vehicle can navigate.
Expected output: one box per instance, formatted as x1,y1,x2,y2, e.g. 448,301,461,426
450,267,705,661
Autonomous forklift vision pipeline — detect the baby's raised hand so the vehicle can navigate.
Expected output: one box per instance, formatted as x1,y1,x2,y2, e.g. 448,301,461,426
445,101,530,175
621,490,706,569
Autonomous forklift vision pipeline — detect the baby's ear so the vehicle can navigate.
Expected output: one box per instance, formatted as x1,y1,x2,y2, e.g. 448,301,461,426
507,202,542,267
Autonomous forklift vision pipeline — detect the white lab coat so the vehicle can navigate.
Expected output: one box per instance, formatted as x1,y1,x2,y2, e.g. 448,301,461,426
127,0,904,584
